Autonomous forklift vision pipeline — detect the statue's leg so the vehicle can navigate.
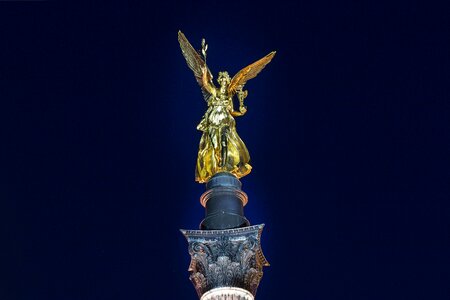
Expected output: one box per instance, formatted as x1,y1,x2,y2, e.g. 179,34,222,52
220,126,229,168
209,130,220,176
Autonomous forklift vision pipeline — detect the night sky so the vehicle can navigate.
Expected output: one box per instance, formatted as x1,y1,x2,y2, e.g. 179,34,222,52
1,1,449,299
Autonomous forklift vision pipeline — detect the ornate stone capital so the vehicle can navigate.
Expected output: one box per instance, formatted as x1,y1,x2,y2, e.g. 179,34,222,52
180,225,269,299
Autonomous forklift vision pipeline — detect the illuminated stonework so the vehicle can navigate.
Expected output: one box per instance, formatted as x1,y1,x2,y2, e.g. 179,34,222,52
201,287,254,300
181,225,269,299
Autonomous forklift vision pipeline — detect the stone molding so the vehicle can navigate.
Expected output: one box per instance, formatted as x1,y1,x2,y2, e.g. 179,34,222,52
200,287,254,300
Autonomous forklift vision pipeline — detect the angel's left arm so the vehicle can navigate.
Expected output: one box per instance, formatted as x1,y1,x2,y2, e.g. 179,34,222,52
231,109,246,117
230,90,248,117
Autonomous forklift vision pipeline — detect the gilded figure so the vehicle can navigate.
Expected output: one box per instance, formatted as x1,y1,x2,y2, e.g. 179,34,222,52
178,31,275,183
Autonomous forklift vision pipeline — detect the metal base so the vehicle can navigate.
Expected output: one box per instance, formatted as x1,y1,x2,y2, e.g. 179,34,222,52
200,172,250,230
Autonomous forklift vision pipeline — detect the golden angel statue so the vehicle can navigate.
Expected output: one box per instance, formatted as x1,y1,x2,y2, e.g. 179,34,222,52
178,31,276,183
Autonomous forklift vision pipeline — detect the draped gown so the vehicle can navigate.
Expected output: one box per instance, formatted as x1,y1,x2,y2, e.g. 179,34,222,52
195,92,251,183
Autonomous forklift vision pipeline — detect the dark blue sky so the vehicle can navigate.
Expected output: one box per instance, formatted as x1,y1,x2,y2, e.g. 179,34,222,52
1,1,449,299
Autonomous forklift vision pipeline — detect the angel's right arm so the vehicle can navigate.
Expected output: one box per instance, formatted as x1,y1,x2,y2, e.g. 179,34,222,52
202,67,215,96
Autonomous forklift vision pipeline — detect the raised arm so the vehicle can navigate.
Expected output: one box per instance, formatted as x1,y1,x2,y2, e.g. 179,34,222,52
178,31,216,102
201,66,216,97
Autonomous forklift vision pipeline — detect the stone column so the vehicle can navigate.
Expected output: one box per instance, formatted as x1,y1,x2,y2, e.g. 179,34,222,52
181,173,269,299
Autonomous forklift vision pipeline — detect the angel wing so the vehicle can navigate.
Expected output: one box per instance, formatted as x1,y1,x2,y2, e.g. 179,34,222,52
178,31,215,101
228,51,276,95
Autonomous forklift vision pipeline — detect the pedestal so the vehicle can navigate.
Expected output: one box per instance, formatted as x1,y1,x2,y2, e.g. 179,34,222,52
200,172,250,230
182,172,269,299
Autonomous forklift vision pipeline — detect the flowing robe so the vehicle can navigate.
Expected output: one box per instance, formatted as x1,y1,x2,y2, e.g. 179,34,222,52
195,93,251,183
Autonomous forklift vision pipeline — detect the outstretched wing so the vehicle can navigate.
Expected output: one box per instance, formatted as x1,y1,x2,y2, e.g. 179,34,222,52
228,51,276,95
178,31,214,101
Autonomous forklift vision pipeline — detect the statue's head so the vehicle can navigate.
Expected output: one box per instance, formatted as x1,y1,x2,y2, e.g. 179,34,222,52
217,71,231,87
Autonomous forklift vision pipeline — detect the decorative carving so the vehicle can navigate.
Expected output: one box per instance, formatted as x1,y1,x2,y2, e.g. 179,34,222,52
181,225,269,298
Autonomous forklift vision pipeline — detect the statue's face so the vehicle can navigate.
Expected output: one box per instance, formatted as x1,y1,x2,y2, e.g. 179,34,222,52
217,72,230,88
217,77,227,88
